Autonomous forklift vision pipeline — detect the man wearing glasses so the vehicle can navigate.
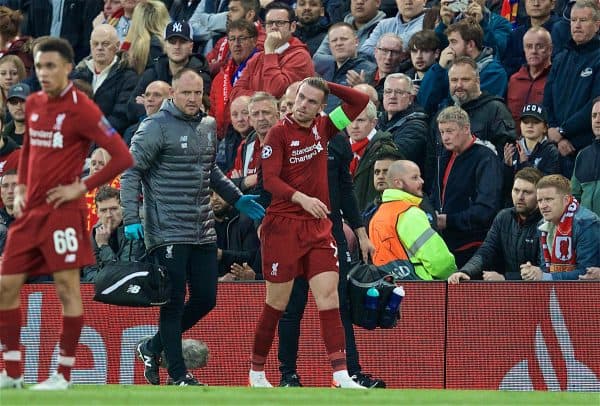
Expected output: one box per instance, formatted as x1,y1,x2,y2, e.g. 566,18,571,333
230,2,315,100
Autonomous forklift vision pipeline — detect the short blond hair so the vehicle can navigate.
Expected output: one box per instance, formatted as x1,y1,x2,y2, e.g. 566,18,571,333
536,174,571,195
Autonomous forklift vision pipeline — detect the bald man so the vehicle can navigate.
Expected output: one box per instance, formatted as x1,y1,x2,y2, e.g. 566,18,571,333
123,81,171,145
279,81,302,119
369,160,456,280
353,83,380,109
71,24,139,134
85,147,123,232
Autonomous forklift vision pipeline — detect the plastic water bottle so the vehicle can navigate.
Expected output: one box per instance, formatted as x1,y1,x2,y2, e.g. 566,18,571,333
364,287,380,330
380,286,405,328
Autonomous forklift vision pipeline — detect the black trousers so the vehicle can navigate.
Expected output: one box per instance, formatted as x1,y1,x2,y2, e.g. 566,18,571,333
277,238,361,376
147,243,218,380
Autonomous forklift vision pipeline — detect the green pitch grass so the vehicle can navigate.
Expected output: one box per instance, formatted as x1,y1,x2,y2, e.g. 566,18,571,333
1,386,599,405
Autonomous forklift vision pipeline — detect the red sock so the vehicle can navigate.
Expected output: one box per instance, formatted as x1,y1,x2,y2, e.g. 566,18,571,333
56,315,84,381
251,304,283,371
319,308,347,372
0,308,22,378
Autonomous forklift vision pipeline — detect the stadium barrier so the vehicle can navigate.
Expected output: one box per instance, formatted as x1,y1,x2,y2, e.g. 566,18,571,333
3,282,599,390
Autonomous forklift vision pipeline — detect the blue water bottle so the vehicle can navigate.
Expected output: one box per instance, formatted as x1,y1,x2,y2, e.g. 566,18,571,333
364,287,380,330
380,286,405,328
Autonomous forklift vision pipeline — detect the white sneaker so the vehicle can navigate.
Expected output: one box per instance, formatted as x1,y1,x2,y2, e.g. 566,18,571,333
332,370,367,389
0,370,24,389
30,372,71,390
249,370,273,387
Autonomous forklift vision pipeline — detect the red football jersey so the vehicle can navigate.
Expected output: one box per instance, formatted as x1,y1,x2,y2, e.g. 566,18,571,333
19,83,133,211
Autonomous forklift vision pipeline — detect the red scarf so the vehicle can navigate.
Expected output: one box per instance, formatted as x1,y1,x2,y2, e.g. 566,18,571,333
541,196,578,273
349,138,370,176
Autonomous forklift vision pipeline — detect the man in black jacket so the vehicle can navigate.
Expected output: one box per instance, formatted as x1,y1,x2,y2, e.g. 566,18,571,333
293,0,329,56
448,167,543,282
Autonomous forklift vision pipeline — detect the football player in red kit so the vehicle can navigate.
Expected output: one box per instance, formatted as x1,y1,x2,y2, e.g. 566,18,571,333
249,77,369,388
0,38,133,390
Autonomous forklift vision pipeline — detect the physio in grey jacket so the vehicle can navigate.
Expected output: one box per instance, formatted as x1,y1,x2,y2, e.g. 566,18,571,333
120,69,263,385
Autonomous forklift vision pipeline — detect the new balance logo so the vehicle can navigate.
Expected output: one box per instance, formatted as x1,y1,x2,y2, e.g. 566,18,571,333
271,263,279,276
64,254,76,263
290,140,300,147
127,285,141,294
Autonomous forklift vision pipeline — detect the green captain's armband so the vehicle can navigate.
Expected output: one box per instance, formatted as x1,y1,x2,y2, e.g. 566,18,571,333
329,106,352,130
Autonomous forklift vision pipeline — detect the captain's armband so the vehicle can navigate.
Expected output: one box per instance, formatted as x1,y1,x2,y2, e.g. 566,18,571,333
329,106,352,130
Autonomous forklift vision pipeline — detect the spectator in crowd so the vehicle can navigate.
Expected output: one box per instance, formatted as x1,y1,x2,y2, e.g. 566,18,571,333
314,23,376,113
348,101,399,211
22,0,102,62
188,0,229,52
506,27,553,129
71,24,138,135
377,73,428,171
294,0,329,56
120,0,170,75
123,80,171,145
405,30,441,86
353,82,381,108
3,83,29,145
127,21,211,123
83,186,145,281
436,0,512,58
211,189,261,281
279,81,300,117
543,0,600,178
106,0,139,43
0,7,33,76
231,92,280,193
85,147,122,232
124,68,263,386
210,20,258,139
231,2,316,100
365,33,405,104
205,0,263,75
361,0,426,54
503,0,560,77
314,0,386,58
0,114,18,186
571,97,600,216
361,153,401,228
418,19,507,114
217,95,252,173
93,0,124,27
371,160,456,280
449,167,543,283
169,0,201,23
504,104,560,186
0,169,16,255
0,55,25,113
431,106,503,267
521,174,600,280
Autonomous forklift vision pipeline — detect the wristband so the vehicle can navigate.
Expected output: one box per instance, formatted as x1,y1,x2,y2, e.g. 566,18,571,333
329,106,352,130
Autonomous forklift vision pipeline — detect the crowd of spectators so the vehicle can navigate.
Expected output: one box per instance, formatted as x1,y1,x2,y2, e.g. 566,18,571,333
0,0,598,283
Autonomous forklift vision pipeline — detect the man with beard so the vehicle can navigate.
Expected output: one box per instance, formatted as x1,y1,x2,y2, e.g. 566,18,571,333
3,83,29,145
294,0,329,56
449,168,543,282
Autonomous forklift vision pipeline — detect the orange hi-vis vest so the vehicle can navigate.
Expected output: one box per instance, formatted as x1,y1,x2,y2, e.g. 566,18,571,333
369,199,419,280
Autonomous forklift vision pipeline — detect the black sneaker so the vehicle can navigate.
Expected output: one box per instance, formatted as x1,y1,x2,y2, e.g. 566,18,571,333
279,372,303,387
136,338,160,385
172,372,206,386
351,372,386,389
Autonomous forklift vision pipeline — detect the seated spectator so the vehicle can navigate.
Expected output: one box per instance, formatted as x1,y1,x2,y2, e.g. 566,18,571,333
521,174,600,280
120,0,170,75
3,83,29,145
218,95,252,173
504,104,560,189
377,73,428,171
0,169,16,254
431,106,503,267
123,80,171,145
365,33,405,104
571,97,600,216
294,0,329,56
405,29,441,86
71,24,139,135
85,147,122,232
418,18,507,114
506,27,552,129
210,20,258,138
353,82,380,108
127,21,211,123
211,190,261,281
449,167,543,282
314,22,376,113
370,160,456,280
0,7,33,76
347,101,399,211
278,82,299,117
169,0,202,24
436,0,512,58
105,0,139,43
314,0,386,58
84,186,146,282
0,54,25,114
361,0,426,55
502,0,560,77
93,0,123,27
188,0,230,53
230,2,316,100
0,109,19,180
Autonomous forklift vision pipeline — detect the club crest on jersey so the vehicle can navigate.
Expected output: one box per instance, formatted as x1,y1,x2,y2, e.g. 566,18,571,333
98,116,117,137
53,113,66,131
312,126,321,141
262,145,273,159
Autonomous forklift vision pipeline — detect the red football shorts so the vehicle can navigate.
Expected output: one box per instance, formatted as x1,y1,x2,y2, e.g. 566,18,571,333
1,207,94,276
260,214,339,283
